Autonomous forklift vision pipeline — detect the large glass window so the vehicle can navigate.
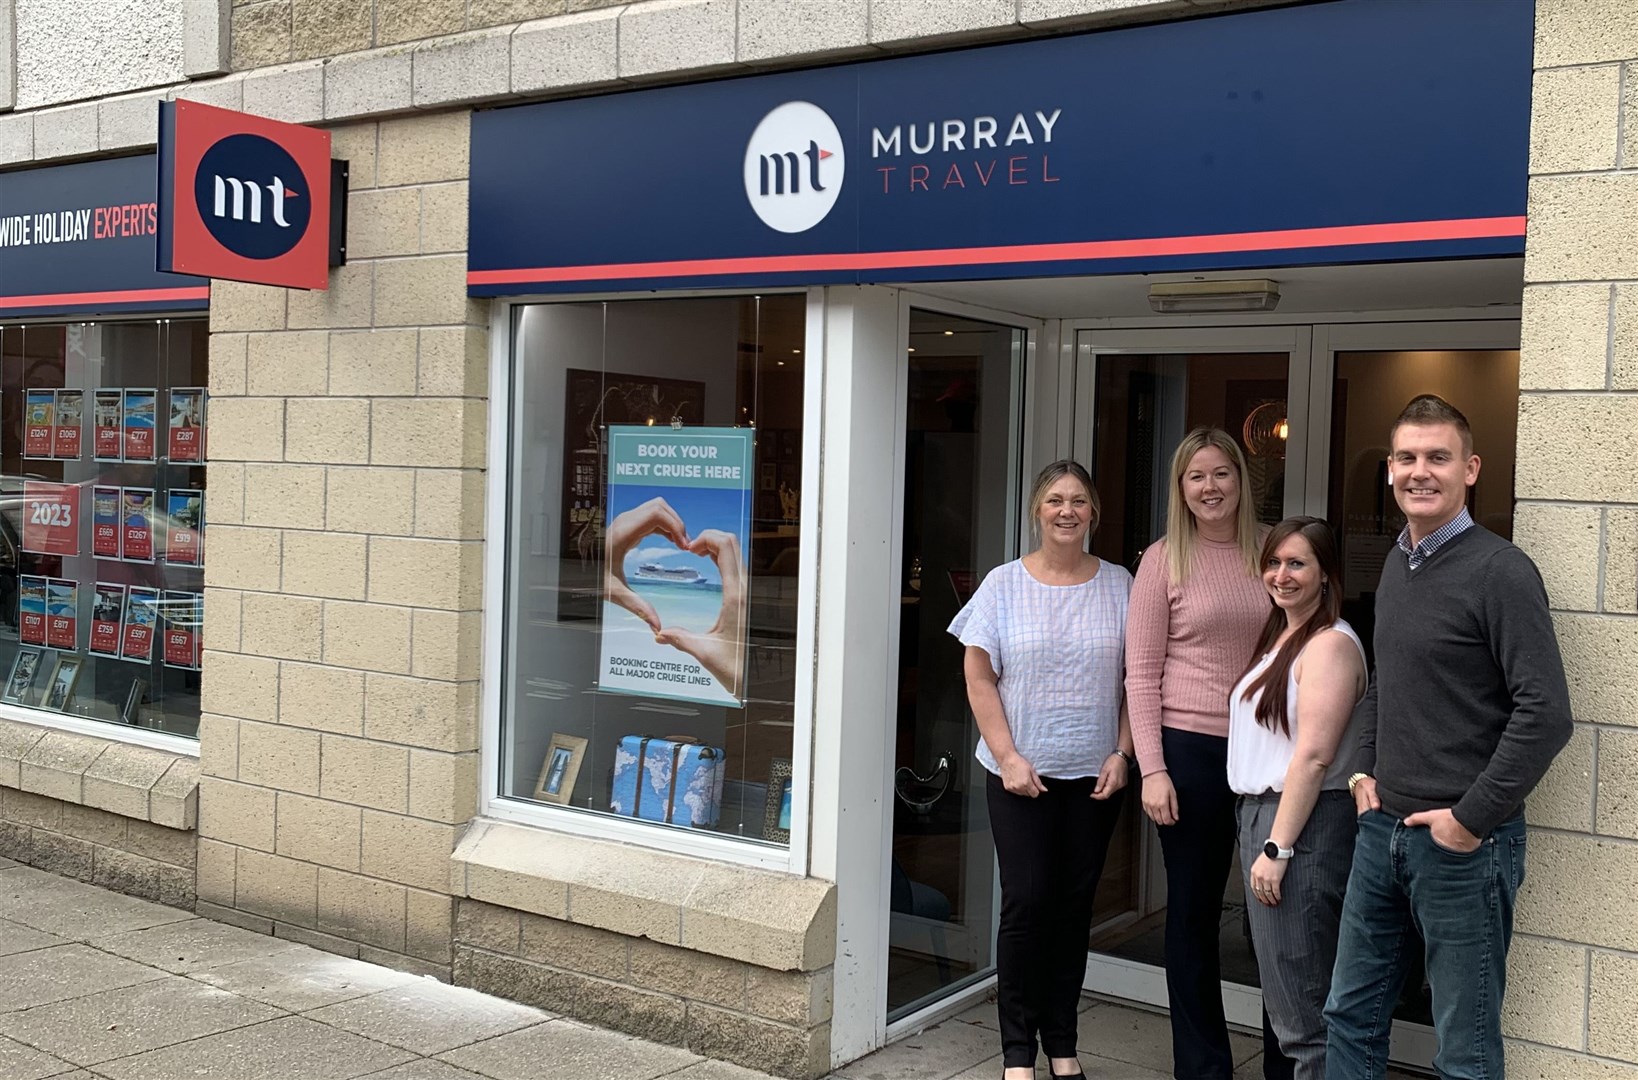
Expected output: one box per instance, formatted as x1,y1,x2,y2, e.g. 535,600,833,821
502,295,805,847
0,320,208,738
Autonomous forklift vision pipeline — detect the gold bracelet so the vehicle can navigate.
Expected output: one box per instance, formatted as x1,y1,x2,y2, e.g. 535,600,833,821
1347,771,1370,793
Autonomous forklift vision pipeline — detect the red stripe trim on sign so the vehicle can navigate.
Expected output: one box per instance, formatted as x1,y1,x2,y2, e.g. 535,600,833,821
468,216,1528,286
0,286,211,310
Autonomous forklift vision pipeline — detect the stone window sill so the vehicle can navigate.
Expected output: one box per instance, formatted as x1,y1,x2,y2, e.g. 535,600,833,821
451,818,835,972
0,717,199,829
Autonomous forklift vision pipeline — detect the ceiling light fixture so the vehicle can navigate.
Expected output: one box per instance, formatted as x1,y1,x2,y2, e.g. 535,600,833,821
1148,279,1281,313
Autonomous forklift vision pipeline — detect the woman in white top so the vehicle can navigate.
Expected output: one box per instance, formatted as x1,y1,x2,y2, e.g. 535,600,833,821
949,460,1136,1080
1227,516,1367,1080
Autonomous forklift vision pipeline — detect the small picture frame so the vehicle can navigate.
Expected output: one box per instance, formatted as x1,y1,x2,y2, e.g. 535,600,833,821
763,758,794,844
42,654,82,712
533,733,589,805
3,648,45,706
121,677,149,726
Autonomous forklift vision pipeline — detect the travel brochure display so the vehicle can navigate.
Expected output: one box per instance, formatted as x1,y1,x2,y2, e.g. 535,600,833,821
21,481,77,556
90,584,125,657
123,389,156,461
122,587,160,662
597,426,752,708
121,488,155,563
54,390,83,459
93,390,122,460
165,490,203,566
45,580,77,650
162,592,200,670
169,388,205,462
23,389,54,458
92,487,120,558
18,576,46,647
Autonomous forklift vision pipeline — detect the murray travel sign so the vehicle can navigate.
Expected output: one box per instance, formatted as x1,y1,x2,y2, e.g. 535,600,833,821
467,0,1532,295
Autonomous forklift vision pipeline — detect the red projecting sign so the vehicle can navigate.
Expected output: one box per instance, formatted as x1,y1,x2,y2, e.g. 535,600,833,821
157,100,335,290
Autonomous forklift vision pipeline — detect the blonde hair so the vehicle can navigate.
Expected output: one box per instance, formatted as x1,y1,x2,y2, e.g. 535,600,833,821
1027,459,1100,539
1164,427,1260,585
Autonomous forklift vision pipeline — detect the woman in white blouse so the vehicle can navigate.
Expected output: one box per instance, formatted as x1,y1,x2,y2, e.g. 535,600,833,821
949,460,1136,1080
1227,517,1367,1080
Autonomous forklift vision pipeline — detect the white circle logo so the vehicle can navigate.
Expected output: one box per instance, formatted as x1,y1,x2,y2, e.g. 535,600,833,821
743,101,845,234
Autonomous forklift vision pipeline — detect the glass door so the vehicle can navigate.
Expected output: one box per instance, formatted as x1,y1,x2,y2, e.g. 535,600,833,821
1069,326,1312,1025
885,305,1030,1021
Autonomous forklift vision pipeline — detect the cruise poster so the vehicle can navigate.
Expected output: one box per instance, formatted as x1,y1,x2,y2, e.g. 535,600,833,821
597,426,752,709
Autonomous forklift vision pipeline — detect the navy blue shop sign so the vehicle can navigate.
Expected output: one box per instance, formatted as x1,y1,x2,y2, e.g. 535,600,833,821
468,0,1532,296
0,154,207,318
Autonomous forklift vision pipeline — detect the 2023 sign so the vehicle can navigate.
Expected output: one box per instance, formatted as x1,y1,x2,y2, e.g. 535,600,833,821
21,482,77,556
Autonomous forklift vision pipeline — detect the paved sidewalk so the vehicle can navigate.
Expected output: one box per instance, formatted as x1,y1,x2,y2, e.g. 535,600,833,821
0,857,1418,1080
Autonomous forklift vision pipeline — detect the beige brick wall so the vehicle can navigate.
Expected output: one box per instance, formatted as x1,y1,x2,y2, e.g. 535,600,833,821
230,0,627,69
198,109,484,978
0,789,196,909
1513,2,1638,1074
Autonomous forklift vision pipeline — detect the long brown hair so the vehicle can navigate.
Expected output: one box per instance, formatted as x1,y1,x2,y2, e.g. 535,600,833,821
1237,517,1344,736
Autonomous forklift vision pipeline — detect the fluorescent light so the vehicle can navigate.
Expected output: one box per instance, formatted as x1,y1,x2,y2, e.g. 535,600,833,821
1148,279,1281,313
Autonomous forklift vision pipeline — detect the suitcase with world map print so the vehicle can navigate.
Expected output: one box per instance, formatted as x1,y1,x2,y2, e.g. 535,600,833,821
609,735,725,828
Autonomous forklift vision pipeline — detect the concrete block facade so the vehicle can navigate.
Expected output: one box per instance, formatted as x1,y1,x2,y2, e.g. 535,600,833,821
1504,2,1638,1075
0,0,1631,1075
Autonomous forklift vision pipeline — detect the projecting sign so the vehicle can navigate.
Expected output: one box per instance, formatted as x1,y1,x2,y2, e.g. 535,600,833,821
157,99,338,291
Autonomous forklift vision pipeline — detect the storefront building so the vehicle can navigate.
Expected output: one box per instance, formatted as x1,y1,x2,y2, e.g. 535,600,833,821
0,0,1630,1075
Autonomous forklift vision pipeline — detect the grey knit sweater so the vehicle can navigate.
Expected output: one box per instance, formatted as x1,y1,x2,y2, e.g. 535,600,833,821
1355,525,1573,838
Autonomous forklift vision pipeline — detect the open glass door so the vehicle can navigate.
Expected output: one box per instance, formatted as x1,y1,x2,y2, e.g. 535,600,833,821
1069,326,1311,1026
885,304,1032,1023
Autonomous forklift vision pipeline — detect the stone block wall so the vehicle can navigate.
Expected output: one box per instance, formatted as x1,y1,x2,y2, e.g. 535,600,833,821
1508,1,1638,1076
196,108,485,979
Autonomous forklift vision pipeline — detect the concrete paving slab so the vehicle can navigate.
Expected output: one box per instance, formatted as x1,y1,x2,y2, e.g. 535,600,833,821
830,1015,998,1080
353,1059,494,1080
92,918,304,975
305,979,551,1056
0,944,166,1012
0,975,284,1065
666,1061,785,1080
188,951,421,1012
1075,1002,1259,1076
0,1033,78,1080
0,916,68,957
0,867,191,940
94,1016,415,1080
438,1018,701,1080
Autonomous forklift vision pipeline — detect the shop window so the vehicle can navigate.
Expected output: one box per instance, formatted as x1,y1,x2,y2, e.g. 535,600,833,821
0,321,208,739
502,296,805,847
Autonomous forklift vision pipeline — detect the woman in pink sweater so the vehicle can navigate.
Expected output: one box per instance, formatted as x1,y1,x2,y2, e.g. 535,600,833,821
1125,427,1270,1080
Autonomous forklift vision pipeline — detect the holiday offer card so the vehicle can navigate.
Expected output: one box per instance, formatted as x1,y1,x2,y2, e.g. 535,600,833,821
93,389,123,461
122,587,160,661
53,389,83,459
162,591,200,670
169,388,205,462
45,579,77,650
164,489,203,567
92,487,121,559
89,583,125,657
122,389,156,461
121,488,154,563
23,389,54,459
17,576,47,647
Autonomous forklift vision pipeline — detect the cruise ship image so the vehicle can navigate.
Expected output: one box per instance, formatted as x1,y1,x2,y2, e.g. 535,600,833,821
633,563,705,585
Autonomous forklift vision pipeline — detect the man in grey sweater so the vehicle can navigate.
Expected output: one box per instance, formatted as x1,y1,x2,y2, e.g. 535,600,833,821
1322,395,1572,1079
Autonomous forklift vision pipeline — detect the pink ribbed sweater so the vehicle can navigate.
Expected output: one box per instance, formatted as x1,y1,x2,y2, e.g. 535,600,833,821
1126,535,1270,776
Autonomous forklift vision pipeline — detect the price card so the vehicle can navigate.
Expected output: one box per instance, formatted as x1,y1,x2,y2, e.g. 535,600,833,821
17,576,47,646
22,481,79,556
45,579,77,650
169,388,205,463
92,487,121,559
22,389,54,459
53,389,83,460
120,488,154,563
122,389,156,462
162,592,200,670
122,587,160,661
164,489,203,567
89,583,125,657
93,389,123,461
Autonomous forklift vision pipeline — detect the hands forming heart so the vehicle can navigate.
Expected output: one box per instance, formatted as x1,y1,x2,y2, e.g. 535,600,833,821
605,497,747,697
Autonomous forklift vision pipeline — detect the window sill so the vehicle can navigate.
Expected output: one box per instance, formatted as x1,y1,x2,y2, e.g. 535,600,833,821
0,717,199,829
451,818,835,972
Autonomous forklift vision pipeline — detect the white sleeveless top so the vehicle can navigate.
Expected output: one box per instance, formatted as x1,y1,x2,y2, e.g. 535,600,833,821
1227,619,1367,796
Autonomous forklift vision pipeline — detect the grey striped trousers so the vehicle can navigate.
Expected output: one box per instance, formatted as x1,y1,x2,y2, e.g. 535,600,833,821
1237,790,1357,1080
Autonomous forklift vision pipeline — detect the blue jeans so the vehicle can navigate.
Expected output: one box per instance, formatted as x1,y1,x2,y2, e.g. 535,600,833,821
1323,809,1526,1080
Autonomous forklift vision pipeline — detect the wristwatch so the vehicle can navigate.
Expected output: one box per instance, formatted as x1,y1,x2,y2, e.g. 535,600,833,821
1263,840,1294,861
1347,771,1370,793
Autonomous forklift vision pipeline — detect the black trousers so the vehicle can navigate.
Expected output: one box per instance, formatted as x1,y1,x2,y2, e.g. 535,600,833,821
1155,728,1255,1080
987,770,1124,1069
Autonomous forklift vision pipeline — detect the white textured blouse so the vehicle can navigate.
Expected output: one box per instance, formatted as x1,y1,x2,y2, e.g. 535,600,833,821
948,558,1132,780
1227,619,1367,795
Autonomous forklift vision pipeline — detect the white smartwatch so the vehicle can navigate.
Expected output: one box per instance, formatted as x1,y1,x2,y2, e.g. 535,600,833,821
1263,840,1294,861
